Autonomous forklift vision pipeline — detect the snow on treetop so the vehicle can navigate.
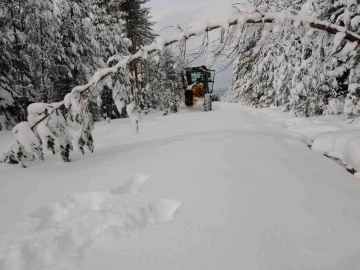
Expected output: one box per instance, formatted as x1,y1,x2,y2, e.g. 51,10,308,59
348,83,360,93
12,122,41,152
27,103,53,116
337,41,358,57
142,37,164,52
0,89,14,106
187,21,210,36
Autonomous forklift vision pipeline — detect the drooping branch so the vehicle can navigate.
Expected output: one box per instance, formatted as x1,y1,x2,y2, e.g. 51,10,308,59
71,10,360,96
6,7,360,167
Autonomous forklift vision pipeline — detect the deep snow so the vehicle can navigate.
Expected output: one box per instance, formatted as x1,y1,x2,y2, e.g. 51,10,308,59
1,102,360,270
257,106,360,176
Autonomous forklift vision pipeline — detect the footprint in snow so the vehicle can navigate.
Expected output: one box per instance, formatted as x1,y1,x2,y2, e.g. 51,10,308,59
111,174,150,195
0,174,182,270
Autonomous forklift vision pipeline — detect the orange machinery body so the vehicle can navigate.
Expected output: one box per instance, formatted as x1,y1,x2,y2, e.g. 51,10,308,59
192,83,205,98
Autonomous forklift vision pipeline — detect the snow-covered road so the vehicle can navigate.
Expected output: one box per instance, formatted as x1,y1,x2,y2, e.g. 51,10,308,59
1,102,360,270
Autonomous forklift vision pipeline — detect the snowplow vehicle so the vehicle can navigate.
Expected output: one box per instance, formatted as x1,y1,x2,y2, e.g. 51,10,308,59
183,66,215,111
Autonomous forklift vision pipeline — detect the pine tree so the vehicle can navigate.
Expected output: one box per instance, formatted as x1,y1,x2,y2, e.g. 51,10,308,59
139,48,183,113
225,27,263,104
89,0,132,121
23,0,61,103
225,0,360,118
328,0,360,119
225,0,276,105
0,2,17,129
0,0,30,125
119,0,155,91
54,0,96,102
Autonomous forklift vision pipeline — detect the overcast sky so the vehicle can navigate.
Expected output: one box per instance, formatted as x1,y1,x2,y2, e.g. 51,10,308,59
147,0,240,90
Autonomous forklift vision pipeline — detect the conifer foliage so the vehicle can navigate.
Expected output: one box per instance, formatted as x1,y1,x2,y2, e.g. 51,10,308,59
0,0,180,131
0,0,184,167
226,0,360,119
3,0,360,167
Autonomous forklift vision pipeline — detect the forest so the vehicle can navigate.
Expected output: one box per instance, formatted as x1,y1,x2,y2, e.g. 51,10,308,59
2,0,360,130
2,0,360,166
2,1,360,269
226,0,360,119
0,0,183,131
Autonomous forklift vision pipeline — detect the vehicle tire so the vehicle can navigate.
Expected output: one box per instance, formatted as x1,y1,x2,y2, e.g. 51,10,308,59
185,90,194,107
211,94,220,102
204,93,212,112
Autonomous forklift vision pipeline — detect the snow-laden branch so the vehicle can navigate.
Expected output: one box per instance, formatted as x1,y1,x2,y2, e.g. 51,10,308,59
29,9,359,130
71,10,360,96
4,6,360,167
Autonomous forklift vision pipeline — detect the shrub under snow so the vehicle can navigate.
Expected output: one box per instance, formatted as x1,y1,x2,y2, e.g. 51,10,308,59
326,99,345,115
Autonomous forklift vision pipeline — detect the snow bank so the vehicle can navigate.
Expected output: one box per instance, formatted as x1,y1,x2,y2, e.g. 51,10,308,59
258,107,360,173
288,123,342,141
286,130,312,146
312,129,360,174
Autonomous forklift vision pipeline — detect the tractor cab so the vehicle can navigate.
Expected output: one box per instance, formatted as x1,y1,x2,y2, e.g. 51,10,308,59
183,66,215,111
185,66,215,94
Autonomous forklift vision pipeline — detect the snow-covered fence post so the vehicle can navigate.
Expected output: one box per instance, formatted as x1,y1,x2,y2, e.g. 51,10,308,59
4,4,360,167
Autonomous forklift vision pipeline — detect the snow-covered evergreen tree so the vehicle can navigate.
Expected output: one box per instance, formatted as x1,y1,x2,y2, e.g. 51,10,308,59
119,0,155,90
139,48,183,113
54,0,96,102
23,0,61,103
226,0,360,119
90,0,133,120
0,0,30,126
0,2,17,129
4,0,360,168
1,0,185,130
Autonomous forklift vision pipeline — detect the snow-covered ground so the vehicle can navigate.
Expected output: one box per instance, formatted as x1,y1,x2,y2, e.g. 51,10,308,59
1,102,360,270
256,107,360,176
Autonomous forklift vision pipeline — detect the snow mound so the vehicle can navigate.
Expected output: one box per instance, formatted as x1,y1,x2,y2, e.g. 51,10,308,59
312,129,360,172
148,198,182,224
345,137,360,173
30,191,107,230
288,123,342,141
0,175,181,270
111,174,150,195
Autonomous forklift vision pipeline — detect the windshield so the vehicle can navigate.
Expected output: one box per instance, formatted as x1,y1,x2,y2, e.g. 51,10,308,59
186,69,215,92
187,71,204,84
